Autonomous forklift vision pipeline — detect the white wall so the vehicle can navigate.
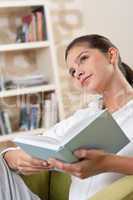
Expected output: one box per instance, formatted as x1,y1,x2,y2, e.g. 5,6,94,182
82,0,133,67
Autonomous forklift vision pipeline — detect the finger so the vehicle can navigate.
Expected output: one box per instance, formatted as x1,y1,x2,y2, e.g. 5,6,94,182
18,150,47,166
18,157,49,168
18,165,51,174
48,158,75,172
48,159,65,170
48,158,83,175
18,160,50,170
74,149,89,158
29,157,49,167
74,149,105,159
65,159,91,178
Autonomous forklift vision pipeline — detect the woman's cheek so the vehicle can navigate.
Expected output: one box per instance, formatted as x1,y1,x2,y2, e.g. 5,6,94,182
86,76,100,92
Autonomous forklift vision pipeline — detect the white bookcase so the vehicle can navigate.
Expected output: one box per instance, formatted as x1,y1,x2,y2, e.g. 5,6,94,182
0,0,64,143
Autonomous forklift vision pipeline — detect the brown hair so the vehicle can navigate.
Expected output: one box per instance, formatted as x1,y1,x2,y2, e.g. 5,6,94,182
65,34,133,86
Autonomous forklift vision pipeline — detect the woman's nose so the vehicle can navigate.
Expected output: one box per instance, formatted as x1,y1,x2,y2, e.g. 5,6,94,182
75,70,84,80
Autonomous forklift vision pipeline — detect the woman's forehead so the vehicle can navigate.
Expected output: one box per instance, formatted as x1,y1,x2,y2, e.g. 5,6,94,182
66,44,90,62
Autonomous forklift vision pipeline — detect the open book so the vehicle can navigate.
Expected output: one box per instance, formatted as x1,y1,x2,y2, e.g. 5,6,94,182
14,110,129,163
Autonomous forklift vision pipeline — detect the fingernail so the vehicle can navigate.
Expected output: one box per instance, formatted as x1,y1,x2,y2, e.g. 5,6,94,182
48,158,54,163
74,150,80,156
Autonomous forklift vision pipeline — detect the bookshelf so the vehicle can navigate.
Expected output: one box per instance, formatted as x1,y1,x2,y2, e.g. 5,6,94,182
0,0,64,144
0,41,50,52
0,84,55,98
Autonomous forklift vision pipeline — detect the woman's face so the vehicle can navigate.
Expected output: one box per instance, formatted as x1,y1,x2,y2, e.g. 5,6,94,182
66,43,115,94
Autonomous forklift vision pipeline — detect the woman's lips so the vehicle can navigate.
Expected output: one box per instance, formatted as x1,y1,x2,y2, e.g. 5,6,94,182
81,74,93,85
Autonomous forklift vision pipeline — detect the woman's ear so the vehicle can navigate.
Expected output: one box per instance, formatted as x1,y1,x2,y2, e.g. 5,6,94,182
108,47,119,66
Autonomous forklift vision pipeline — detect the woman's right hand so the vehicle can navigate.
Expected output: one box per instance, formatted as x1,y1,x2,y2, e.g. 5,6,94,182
4,148,53,175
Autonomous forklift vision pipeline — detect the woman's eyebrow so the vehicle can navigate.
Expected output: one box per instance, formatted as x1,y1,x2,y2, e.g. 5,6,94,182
75,49,89,62
66,49,89,68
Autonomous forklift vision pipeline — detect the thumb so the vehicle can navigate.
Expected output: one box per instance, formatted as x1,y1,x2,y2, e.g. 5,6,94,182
48,158,57,165
74,149,105,159
74,149,89,158
48,158,63,169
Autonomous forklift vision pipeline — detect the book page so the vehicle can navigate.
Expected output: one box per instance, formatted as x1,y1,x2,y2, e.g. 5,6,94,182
14,135,61,150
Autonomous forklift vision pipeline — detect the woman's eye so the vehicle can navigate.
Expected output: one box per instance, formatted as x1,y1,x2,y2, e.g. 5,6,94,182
80,55,89,63
69,68,76,77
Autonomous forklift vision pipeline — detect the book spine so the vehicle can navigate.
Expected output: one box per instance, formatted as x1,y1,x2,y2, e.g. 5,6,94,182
28,20,34,42
42,10,47,40
0,111,12,135
19,105,30,131
3,111,12,134
0,75,5,91
42,99,51,129
50,93,58,126
29,104,40,130
36,11,43,41
22,14,32,42
0,112,6,135
31,13,37,41
22,23,29,42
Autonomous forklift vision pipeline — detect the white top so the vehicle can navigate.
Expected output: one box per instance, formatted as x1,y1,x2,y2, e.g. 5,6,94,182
69,99,133,200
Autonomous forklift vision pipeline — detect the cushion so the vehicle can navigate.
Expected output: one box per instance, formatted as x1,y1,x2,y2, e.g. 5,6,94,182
21,171,50,200
49,171,71,200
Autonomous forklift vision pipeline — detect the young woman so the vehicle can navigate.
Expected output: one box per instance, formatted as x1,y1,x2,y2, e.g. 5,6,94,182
1,34,133,200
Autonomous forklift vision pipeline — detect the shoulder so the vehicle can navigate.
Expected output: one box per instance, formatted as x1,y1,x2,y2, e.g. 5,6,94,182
113,99,133,117
113,99,133,140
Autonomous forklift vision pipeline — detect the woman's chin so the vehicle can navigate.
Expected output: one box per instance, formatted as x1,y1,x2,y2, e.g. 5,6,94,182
84,85,99,94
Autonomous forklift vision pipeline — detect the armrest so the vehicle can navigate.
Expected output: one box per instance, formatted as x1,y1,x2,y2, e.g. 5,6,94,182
90,176,133,200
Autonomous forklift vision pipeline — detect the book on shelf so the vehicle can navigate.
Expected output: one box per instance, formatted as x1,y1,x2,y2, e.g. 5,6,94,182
0,110,12,135
16,6,47,43
36,11,43,41
0,75,5,91
50,93,58,126
19,104,30,131
42,99,51,129
22,14,33,42
14,109,129,163
32,6,47,41
3,74,48,90
29,104,41,130
18,92,57,132
19,103,41,131
42,93,58,129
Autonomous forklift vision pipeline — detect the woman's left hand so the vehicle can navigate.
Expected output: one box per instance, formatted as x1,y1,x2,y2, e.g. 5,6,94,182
48,149,111,179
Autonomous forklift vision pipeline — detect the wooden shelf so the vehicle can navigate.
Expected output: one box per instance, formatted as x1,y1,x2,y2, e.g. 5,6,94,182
0,41,50,52
0,84,55,98
0,128,46,142
0,0,46,8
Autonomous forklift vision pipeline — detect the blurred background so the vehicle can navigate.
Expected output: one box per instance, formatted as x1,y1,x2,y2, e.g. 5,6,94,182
48,0,133,117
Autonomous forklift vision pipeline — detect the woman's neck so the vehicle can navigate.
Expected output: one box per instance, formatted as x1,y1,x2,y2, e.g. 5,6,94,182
102,70,133,113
